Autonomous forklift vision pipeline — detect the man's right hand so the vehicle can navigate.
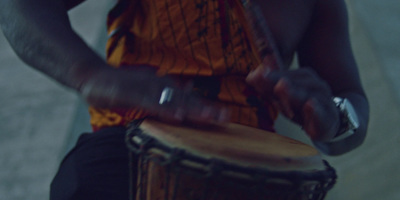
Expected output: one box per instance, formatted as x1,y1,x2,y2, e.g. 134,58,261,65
0,0,228,127
80,66,229,126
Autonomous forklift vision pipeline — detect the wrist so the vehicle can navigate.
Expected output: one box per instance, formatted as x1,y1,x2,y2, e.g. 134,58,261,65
313,95,367,155
313,97,359,146
330,97,360,142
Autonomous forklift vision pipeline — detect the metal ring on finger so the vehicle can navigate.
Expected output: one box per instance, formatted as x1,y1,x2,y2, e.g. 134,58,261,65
159,87,175,105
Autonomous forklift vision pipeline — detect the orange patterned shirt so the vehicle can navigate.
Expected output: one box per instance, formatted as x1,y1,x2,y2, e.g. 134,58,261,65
89,0,278,131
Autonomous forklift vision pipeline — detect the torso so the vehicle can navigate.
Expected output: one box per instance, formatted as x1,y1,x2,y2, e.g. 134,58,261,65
89,0,317,131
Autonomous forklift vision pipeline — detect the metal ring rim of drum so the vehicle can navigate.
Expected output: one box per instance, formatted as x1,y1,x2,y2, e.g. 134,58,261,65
125,119,337,191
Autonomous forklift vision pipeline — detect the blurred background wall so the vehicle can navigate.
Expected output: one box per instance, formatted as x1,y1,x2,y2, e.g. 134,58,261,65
0,0,399,199
0,1,108,199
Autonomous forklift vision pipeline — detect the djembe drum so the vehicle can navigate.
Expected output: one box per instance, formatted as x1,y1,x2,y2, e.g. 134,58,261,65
126,119,336,200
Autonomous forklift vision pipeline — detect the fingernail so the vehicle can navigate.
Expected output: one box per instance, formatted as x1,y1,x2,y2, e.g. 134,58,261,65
247,70,257,80
247,67,266,84
247,70,254,76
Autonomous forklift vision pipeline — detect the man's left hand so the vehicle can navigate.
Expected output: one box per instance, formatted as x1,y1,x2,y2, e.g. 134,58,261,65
246,67,340,141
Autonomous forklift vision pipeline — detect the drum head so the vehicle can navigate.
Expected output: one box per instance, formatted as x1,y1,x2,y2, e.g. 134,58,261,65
138,119,325,171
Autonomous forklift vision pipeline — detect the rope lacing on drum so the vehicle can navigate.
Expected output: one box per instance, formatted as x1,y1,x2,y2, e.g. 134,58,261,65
126,131,154,154
162,148,184,200
200,159,223,200
125,119,152,155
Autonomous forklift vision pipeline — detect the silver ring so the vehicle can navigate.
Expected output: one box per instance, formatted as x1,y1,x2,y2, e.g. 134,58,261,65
159,87,174,105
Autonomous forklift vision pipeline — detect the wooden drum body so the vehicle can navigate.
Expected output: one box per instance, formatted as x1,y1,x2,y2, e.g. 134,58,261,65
126,119,336,200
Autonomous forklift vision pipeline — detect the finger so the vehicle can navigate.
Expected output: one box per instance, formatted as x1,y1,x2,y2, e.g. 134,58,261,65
185,103,230,125
153,106,183,124
156,109,184,124
273,78,295,119
302,98,339,141
246,56,276,82
246,66,266,86
262,54,281,71
247,70,282,99
158,88,230,126
302,99,319,140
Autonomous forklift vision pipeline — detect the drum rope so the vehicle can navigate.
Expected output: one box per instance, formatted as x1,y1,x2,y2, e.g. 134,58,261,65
171,166,181,200
140,158,150,200
164,165,171,200
168,149,184,200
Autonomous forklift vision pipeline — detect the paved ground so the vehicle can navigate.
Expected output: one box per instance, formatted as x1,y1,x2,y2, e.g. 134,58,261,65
0,1,399,199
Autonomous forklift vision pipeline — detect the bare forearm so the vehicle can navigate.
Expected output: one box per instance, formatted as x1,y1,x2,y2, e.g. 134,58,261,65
0,0,107,91
0,0,231,126
0,0,168,109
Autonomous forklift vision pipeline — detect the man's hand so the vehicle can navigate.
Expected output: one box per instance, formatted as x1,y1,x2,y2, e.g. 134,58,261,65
246,66,340,142
80,66,229,126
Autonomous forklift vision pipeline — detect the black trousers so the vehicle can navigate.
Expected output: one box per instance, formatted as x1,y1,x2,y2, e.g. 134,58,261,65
50,126,137,200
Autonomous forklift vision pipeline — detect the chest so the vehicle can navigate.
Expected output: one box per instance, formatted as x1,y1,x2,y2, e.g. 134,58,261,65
116,0,315,68
250,0,316,66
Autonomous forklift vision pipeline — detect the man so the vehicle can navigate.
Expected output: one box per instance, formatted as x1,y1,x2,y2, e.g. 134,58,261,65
0,0,369,199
